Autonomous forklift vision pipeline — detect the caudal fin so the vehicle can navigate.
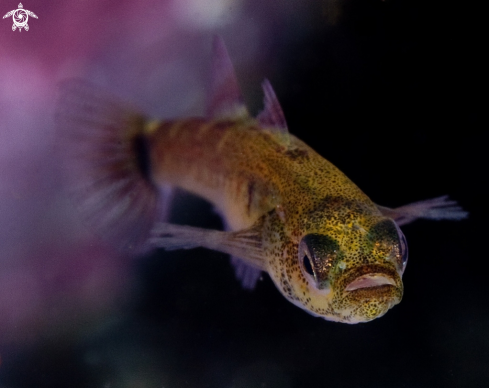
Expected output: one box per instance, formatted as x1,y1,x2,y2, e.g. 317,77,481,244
56,79,159,253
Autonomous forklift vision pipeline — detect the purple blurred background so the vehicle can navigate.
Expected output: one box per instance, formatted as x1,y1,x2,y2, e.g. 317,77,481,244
0,0,485,387
0,0,311,347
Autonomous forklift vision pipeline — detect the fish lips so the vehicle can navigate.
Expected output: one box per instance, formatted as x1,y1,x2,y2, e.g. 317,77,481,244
340,265,403,300
345,273,397,291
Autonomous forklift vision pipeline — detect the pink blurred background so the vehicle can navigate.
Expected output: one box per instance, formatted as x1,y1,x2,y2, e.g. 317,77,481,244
0,0,486,387
0,0,315,349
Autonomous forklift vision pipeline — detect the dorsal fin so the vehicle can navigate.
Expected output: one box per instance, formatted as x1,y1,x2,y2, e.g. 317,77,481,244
256,79,288,133
206,36,249,119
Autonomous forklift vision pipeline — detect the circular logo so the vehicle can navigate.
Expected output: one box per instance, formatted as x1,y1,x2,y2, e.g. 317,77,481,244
13,9,28,28
3,3,38,32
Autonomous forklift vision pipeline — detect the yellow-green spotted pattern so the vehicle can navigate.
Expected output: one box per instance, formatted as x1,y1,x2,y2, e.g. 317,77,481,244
144,116,403,323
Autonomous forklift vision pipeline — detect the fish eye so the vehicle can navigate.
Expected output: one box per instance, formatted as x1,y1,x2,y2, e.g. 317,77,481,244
370,220,409,274
298,234,338,290
302,254,315,278
392,222,408,273
398,229,408,268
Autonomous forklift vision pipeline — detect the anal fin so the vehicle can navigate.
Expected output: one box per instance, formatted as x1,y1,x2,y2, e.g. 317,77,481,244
216,207,264,290
230,256,263,290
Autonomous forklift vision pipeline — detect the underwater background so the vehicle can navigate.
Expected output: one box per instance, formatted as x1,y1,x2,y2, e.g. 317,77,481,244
0,0,485,387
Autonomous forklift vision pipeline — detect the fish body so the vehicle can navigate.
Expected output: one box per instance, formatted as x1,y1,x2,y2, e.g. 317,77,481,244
57,37,467,323
146,117,403,322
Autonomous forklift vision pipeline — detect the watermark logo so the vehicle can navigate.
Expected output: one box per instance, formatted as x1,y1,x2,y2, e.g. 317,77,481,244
3,3,38,32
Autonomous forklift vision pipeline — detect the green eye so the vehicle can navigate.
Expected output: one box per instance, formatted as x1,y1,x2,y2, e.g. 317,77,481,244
370,220,409,273
298,234,338,290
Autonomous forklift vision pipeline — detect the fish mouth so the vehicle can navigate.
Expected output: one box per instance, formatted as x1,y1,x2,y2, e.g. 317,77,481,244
345,273,397,291
337,267,402,322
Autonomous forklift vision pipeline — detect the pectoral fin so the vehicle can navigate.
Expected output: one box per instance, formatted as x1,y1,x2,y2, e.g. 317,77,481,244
377,195,468,226
149,222,266,270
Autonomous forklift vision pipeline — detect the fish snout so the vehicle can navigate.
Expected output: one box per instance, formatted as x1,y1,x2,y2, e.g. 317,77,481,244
343,271,402,307
335,265,403,323
337,265,403,321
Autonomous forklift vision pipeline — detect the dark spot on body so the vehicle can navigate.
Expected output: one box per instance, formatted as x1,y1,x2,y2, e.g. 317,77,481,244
285,148,308,160
132,134,151,182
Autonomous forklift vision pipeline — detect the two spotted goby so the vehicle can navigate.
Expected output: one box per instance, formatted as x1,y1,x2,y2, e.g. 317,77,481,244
56,37,467,323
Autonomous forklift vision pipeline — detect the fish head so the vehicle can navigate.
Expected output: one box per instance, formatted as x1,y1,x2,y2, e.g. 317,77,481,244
269,197,408,323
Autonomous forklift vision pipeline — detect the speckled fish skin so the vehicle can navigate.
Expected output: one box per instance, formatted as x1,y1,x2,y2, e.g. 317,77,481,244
144,115,404,323
57,37,466,324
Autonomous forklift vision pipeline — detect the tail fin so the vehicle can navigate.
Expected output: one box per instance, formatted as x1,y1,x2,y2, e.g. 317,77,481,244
56,79,159,254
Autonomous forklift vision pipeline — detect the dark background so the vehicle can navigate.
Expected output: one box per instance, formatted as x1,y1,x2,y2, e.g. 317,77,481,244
0,0,485,387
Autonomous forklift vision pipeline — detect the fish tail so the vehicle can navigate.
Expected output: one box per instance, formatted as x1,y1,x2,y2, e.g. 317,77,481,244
56,79,160,253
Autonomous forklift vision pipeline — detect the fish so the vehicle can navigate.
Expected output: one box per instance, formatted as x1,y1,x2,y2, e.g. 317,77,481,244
56,37,468,324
